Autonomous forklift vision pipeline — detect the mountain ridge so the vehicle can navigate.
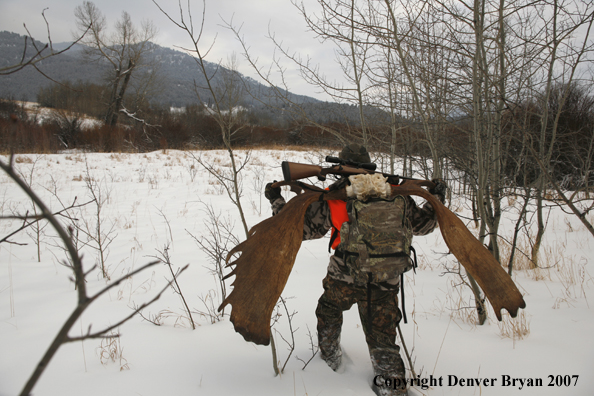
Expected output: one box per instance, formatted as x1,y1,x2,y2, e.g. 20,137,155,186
1,30,392,127
0,30,321,109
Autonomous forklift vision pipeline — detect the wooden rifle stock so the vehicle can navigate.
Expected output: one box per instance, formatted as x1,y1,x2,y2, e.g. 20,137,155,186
281,161,382,182
281,161,324,181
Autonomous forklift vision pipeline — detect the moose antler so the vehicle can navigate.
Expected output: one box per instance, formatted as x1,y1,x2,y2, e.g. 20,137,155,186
393,180,526,320
219,180,526,345
218,189,323,345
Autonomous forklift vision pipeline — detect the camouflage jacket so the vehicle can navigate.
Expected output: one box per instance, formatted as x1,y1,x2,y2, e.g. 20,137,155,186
270,184,441,289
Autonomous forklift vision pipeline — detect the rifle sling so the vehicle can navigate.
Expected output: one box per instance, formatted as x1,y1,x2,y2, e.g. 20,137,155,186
335,250,409,259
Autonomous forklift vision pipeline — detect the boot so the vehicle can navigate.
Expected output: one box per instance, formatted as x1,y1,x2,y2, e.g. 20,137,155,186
372,376,408,396
370,348,408,396
319,335,342,371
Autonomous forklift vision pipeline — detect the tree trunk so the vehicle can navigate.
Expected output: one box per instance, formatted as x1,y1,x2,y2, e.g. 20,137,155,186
107,60,134,127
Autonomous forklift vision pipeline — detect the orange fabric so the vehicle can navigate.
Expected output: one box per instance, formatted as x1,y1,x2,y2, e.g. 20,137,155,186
327,182,401,250
328,199,349,250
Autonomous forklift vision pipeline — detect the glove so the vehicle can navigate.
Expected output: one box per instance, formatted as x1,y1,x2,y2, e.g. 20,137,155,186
329,176,350,191
430,178,447,202
386,175,400,185
265,181,282,201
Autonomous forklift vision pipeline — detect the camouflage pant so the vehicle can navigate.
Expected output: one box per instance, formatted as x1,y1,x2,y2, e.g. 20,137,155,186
316,275,406,383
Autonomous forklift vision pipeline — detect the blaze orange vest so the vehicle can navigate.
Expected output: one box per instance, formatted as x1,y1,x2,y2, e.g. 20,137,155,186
328,199,349,250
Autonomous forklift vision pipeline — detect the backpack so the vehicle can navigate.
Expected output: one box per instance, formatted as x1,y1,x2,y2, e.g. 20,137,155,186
337,195,414,284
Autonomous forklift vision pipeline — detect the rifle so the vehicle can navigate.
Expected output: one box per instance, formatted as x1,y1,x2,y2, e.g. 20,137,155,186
280,156,413,185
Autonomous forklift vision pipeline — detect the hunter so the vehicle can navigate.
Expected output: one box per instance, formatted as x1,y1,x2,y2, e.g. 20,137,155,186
265,144,447,396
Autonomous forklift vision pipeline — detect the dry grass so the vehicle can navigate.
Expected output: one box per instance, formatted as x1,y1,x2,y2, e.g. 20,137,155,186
96,332,129,371
497,310,531,344
199,144,320,153
498,237,535,272
65,154,87,162
109,153,129,162
14,156,33,164
416,251,441,271
442,274,480,325
500,234,593,306
553,252,593,307
204,177,225,195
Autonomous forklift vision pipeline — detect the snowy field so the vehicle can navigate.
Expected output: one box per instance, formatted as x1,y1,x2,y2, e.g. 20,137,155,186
0,149,592,396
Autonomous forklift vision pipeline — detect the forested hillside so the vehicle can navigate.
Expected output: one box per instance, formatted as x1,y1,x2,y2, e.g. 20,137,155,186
0,30,311,106
0,31,107,100
0,30,390,129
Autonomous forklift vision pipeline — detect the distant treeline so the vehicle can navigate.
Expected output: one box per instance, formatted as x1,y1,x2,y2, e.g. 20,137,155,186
0,79,396,153
2,80,594,189
0,96,347,153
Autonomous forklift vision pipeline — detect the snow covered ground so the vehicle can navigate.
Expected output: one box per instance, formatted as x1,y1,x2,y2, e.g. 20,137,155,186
0,149,592,396
15,101,104,130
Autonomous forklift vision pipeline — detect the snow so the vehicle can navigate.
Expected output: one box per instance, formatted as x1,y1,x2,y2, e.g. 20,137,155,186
0,149,592,396
14,101,103,130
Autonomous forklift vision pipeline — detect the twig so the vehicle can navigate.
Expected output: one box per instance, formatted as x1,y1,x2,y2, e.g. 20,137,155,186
295,324,319,370
0,155,185,396
277,297,298,373
67,264,189,341
397,323,416,378
432,317,452,376
0,197,91,245
132,302,163,326
150,245,195,329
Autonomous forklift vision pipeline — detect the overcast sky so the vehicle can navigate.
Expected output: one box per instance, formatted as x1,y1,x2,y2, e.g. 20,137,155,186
1,0,340,101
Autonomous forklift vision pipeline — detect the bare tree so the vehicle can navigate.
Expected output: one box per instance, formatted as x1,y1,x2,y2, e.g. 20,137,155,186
228,22,347,145
153,0,253,236
297,0,376,145
187,202,240,314
528,1,594,267
74,1,159,126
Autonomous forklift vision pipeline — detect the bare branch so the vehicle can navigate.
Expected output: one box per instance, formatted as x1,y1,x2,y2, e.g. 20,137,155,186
0,14,90,75
66,264,189,341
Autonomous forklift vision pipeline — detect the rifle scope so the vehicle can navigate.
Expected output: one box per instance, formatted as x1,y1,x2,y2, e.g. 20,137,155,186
325,156,377,171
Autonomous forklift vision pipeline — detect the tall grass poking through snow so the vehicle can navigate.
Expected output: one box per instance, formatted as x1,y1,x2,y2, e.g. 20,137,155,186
497,310,531,344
